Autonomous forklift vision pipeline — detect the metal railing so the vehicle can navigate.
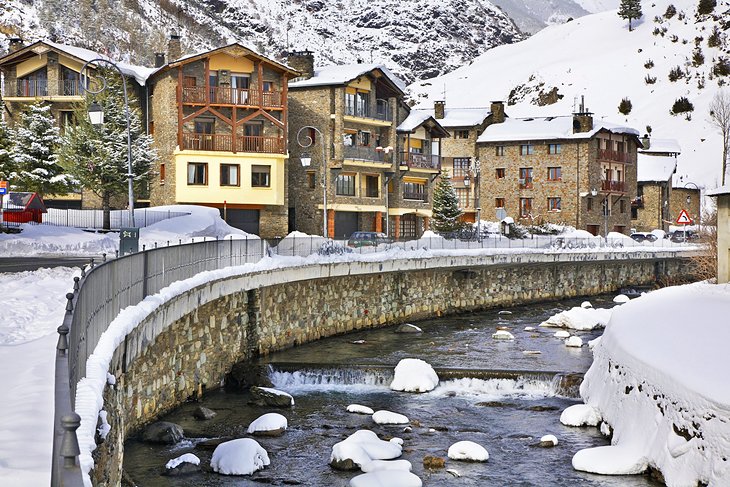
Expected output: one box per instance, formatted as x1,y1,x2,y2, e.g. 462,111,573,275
399,152,441,171
344,98,392,121
403,191,428,202
25,208,188,230
342,145,391,163
4,80,85,97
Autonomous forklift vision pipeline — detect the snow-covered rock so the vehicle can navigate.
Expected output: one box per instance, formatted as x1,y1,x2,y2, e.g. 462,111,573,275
249,386,294,407
361,459,412,472
565,336,583,348
540,306,611,330
350,470,422,487
554,330,571,338
581,301,592,309
447,441,489,462
246,413,287,436
390,358,439,393
372,410,410,425
539,434,559,447
330,430,402,471
492,330,515,340
347,404,374,415
560,404,602,427
524,326,535,331
165,453,200,470
211,438,270,476
394,323,423,333
613,294,630,304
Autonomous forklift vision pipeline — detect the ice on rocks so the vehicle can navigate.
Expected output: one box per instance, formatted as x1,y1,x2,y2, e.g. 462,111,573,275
560,404,602,427
390,358,439,393
447,441,489,462
211,438,270,476
247,413,287,435
350,470,422,487
492,330,515,340
166,453,200,469
372,410,410,425
347,404,374,415
565,336,583,348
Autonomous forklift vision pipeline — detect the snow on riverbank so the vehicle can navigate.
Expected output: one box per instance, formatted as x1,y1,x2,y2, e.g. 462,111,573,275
573,283,730,485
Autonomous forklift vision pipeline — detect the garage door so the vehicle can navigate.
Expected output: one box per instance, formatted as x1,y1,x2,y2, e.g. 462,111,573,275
223,209,260,235
334,211,359,239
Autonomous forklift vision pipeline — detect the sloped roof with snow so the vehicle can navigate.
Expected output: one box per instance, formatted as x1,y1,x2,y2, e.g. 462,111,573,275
397,110,433,132
639,138,681,155
438,108,494,128
477,116,640,143
637,154,677,183
707,184,730,197
289,63,406,93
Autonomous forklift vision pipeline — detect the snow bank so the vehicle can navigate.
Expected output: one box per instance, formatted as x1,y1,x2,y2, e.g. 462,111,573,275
331,430,403,469
247,413,287,434
447,440,489,462
273,231,327,256
211,438,270,475
372,410,410,425
540,306,612,330
350,470,422,487
390,358,439,393
139,205,252,247
165,453,200,469
0,224,117,256
574,283,730,485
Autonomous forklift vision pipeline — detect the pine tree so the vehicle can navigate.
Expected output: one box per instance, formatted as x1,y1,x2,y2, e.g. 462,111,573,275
0,108,15,181
12,102,75,197
431,169,464,233
61,68,155,229
618,0,643,31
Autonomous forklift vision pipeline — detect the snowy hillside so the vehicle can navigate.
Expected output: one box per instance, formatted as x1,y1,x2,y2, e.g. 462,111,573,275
0,0,523,83
491,0,592,34
410,0,730,190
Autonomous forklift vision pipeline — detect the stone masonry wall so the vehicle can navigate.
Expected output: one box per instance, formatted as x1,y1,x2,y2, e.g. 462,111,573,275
90,252,695,485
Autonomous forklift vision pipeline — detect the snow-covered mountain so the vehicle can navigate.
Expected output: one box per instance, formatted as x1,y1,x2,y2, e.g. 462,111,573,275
490,0,602,34
0,0,523,83
410,0,730,190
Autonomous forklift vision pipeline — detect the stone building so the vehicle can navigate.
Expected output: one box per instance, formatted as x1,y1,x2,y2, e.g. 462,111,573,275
0,39,152,209
147,41,299,237
708,185,730,283
287,52,420,239
670,176,701,228
632,138,679,232
476,108,643,235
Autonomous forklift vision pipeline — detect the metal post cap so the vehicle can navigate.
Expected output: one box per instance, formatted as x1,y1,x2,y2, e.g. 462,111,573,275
73,276,80,291
57,324,69,351
65,293,75,313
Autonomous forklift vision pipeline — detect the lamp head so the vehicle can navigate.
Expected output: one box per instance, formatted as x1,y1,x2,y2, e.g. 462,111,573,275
88,101,104,127
300,152,312,167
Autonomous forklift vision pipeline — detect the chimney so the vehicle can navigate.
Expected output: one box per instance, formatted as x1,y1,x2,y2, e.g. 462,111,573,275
434,100,445,120
168,33,181,62
287,50,314,79
572,96,593,133
490,100,505,124
8,38,24,53
154,52,166,68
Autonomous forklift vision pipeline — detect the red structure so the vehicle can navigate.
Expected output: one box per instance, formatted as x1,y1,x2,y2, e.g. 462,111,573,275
2,192,47,223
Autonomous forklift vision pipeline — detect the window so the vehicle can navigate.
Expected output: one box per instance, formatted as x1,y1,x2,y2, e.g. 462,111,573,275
620,199,626,213
548,197,561,211
520,144,534,155
495,145,505,156
263,81,274,92
495,197,505,208
495,168,506,179
455,188,470,208
194,118,214,150
365,175,379,197
187,162,207,185
454,130,470,139
307,171,316,189
604,139,613,150
453,158,470,178
183,76,196,87
519,167,533,188
336,173,356,196
148,120,155,135
587,197,593,211
357,131,371,146
404,181,427,201
251,165,270,187
60,66,81,96
220,164,240,186
519,198,532,217
548,144,561,155
159,163,165,184
17,67,47,96
617,141,625,153
59,111,76,134
547,167,562,181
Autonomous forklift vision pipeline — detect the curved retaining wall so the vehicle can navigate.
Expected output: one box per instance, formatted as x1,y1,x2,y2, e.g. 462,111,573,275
91,251,695,485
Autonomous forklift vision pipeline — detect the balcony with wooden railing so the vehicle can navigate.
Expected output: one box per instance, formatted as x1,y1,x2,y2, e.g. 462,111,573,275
3,80,85,98
598,149,636,164
399,152,441,172
181,133,285,154
601,179,626,193
181,86,284,108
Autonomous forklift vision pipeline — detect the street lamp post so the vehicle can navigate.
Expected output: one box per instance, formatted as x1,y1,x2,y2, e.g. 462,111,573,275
80,58,135,226
297,126,329,238
472,158,481,241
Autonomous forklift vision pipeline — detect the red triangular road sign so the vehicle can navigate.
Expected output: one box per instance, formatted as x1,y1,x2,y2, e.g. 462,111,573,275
676,209,692,225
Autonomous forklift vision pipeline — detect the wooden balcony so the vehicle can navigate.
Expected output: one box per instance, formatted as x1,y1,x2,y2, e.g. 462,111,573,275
181,133,285,154
598,149,636,164
399,152,441,171
601,180,625,193
182,86,284,108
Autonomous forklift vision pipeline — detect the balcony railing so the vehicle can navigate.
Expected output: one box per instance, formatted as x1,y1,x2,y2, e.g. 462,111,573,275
3,80,87,98
403,191,428,202
181,133,285,154
598,149,636,164
344,99,392,121
182,86,284,108
518,177,533,189
342,145,391,163
601,180,625,192
399,152,440,171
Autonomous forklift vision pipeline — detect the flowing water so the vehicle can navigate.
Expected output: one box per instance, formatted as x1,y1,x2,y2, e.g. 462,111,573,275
124,294,661,486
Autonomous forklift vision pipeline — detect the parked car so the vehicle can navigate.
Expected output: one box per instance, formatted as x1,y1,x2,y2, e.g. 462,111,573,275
629,232,658,243
669,229,700,243
347,231,392,247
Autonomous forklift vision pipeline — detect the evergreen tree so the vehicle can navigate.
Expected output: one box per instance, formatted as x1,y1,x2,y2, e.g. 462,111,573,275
12,102,75,197
431,169,464,233
61,68,155,229
0,108,15,181
618,0,643,31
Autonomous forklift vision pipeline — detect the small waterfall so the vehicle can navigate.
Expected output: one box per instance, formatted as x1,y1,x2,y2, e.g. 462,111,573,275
269,364,394,391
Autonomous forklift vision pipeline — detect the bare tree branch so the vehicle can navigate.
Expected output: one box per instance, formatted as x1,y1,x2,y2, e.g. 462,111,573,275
709,89,730,186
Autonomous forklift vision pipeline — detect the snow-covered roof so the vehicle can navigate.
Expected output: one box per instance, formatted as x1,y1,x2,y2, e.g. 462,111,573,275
637,154,676,183
477,116,640,143
289,63,406,93
43,41,155,86
707,185,730,197
639,138,681,155
437,108,493,128
397,110,432,132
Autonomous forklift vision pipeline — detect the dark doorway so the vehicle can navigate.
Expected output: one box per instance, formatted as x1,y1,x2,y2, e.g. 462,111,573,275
334,211,359,239
223,209,260,235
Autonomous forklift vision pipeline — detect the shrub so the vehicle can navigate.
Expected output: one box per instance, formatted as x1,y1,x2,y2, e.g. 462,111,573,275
713,57,730,77
695,36,704,46
618,97,633,115
645,74,657,84
664,4,677,18
645,125,652,135
697,0,716,16
670,34,679,43
708,27,722,48
693,48,705,66
670,97,694,115
644,59,654,69
668,66,684,82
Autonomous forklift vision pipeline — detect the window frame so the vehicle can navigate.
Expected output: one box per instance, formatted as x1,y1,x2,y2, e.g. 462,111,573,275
495,197,505,209
453,158,470,179
547,167,562,181
495,145,505,156
548,143,562,155
495,168,506,179
336,173,356,196
307,171,316,190
519,197,533,217
547,197,561,212
364,174,380,198
520,144,535,155
220,163,240,187
187,162,208,186
251,165,271,188
454,129,470,139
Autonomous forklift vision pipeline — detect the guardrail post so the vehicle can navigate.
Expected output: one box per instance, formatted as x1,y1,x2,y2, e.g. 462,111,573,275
72,277,80,292
57,323,69,353
142,248,149,298
89,258,95,269
60,413,81,468
102,253,107,262
115,250,119,258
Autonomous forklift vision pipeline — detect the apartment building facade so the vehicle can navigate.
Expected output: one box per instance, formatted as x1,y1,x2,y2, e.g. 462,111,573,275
477,111,642,236
633,137,680,232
